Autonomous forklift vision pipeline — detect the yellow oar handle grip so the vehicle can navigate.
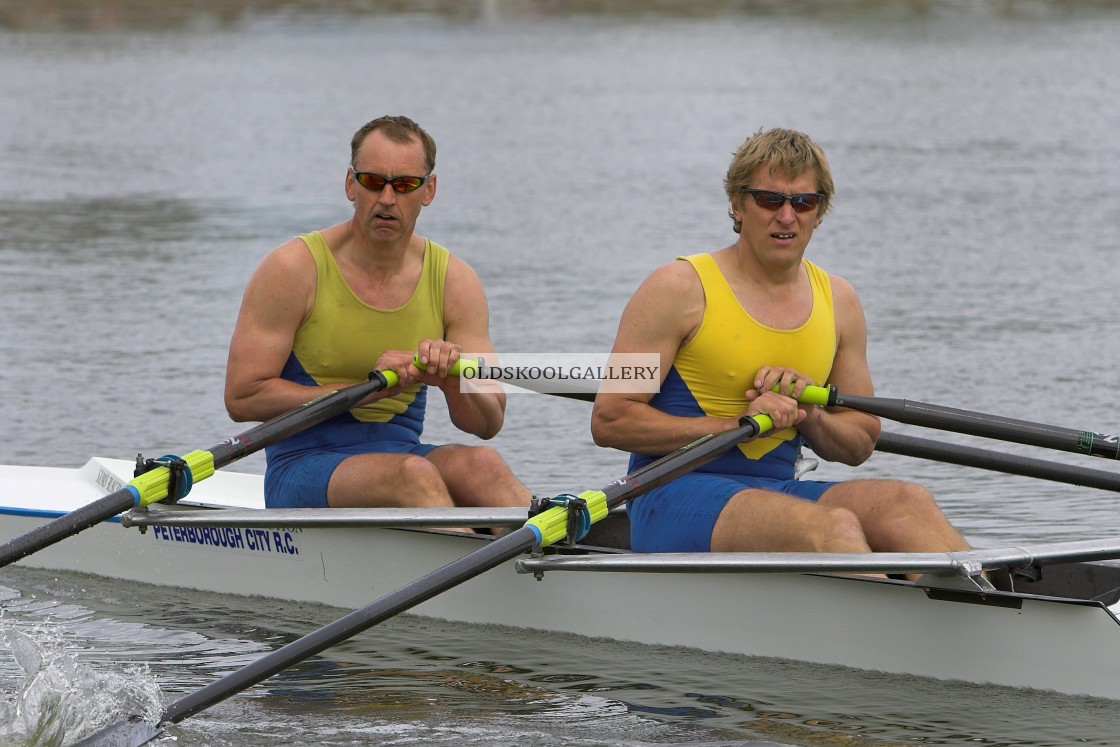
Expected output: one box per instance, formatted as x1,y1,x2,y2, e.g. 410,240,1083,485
739,413,774,434
795,384,833,407
764,381,834,407
408,354,477,377
372,356,476,389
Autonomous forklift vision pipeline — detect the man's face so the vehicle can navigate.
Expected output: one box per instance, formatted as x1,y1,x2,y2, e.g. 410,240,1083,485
736,164,821,263
346,130,435,244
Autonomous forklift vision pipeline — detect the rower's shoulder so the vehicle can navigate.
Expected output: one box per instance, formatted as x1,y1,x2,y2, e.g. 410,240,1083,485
440,245,482,287
622,258,706,337
436,245,490,317
821,270,862,308
266,224,345,268
640,256,704,295
249,234,316,283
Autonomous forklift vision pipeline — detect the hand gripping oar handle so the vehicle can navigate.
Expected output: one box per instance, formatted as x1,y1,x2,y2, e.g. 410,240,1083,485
76,413,772,746
0,362,462,570
797,385,1120,460
488,380,1120,494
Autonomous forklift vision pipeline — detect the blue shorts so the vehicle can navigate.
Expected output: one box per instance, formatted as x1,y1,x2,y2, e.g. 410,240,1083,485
627,472,837,552
264,440,438,508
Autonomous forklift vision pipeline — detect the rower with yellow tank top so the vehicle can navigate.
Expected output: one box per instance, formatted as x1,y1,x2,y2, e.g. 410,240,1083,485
591,128,970,565
224,116,531,511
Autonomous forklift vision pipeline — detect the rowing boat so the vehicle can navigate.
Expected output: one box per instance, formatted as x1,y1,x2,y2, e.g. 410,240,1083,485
4,455,1120,702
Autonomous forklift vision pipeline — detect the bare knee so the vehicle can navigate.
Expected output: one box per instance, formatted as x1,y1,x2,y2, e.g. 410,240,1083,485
807,506,871,553
879,481,949,526
380,455,451,507
399,454,440,479
460,445,510,477
873,481,968,552
429,445,530,508
890,480,932,504
461,446,530,506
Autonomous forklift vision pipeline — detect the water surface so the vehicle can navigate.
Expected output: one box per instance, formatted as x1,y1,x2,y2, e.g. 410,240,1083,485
2,1,1120,745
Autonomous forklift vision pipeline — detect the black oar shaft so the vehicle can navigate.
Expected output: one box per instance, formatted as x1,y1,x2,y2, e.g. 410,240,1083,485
206,372,393,469
80,417,768,746
875,431,1120,492
161,526,540,725
0,373,395,571
0,490,136,568
518,381,1120,493
822,389,1120,461
161,419,763,726
599,425,757,507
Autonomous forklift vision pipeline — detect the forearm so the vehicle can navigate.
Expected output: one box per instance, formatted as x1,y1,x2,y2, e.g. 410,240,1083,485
442,384,506,440
592,399,742,455
225,377,369,423
797,406,879,465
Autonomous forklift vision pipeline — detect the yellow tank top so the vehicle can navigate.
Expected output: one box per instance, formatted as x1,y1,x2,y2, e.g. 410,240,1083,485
288,231,448,429
669,253,836,462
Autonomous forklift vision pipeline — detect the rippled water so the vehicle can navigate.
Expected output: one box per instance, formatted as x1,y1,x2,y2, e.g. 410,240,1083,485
6,566,1120,747
3,1,1120,745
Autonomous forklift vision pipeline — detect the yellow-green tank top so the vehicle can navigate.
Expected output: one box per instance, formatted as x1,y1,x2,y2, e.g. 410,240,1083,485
282,231,448,435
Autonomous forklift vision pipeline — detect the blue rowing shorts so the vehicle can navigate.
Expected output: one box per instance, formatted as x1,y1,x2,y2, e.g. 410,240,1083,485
627,472,838,552
264,440,439,508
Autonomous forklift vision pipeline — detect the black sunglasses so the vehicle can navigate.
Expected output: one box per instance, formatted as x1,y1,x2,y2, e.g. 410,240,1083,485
741,188,824,213
351,169,431,194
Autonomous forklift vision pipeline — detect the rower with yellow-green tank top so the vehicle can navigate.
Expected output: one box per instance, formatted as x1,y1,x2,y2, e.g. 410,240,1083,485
224,115,531,512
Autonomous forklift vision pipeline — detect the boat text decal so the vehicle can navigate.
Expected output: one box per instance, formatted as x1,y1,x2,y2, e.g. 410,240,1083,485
149,525,302,557
96,467,127,494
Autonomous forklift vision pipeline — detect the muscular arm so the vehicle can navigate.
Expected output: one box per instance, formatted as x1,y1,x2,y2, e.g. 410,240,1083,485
224,240,404,423
793,275,881,465
591,261,793,454
427,255,506,440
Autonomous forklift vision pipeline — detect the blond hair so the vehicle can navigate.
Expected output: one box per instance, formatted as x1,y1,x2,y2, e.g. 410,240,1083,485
724,128,833,232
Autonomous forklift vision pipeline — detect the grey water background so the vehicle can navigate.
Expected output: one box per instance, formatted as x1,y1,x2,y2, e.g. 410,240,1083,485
2,0,1120,745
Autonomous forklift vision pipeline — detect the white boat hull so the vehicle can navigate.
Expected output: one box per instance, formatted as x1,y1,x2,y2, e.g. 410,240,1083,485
3,458,1120,700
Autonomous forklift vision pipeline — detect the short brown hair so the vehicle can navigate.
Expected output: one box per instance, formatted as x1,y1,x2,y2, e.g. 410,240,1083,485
350,115,437,173
724,128,833,233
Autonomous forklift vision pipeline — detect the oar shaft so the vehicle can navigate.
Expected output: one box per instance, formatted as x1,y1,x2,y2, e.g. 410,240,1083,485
598,420,767,507
508,380,1120,493
0,490,135,567
0,370,401,571
457,358,599,402
204,371,395,470
154,414,772,730
160,526,540,724
799,385,1120,461
876,431,1120,492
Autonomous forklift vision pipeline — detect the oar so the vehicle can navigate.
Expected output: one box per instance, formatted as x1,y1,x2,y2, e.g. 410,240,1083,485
483,371,1120,493
457,356,598,403
876,431,1120,492
796,385,1120,460
0,363,448,570
73,413,774,747
456,357,1120,460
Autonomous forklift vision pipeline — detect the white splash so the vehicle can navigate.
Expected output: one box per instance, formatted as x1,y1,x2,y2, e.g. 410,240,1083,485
0,622,163,747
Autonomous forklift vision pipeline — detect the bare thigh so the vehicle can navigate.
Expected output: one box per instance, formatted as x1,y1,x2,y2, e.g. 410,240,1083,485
425,444,532,508
711,488,871,553
817,479,970,553
327,452,453,508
